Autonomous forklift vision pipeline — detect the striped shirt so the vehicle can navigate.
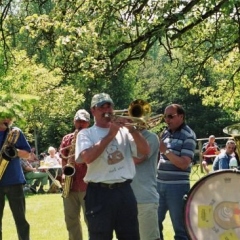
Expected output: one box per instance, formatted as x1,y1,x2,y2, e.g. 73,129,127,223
157,123,196,184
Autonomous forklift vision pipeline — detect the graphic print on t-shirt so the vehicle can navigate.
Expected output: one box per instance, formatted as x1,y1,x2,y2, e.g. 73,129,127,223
106,140,124,165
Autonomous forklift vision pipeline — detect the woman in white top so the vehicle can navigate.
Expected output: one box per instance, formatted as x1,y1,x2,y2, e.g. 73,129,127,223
44,146,61,186
45,146,60,166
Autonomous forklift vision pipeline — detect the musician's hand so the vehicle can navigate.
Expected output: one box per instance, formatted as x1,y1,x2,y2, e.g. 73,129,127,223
4,146,17,158
118,117,134,131
159,139,167,153
108,122,121,137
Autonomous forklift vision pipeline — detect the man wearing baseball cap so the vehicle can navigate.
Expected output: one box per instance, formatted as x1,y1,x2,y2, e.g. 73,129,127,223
76,93,150,240
60,109,90,240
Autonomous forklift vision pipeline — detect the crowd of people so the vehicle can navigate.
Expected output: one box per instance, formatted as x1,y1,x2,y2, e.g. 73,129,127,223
0,92,239,240
201,135,239,173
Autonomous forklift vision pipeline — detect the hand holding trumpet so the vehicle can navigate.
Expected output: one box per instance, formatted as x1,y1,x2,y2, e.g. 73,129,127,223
104,113,139,134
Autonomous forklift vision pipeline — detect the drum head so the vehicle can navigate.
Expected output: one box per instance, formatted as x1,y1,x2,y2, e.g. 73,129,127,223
184,170,240,240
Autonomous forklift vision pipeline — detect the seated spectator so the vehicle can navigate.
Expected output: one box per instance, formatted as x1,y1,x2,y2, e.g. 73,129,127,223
21,159,48,194
27,147,39,168
212,140,236,171
45,146,60,166
202,135,220,174
44,146,61,186
39,152,47,161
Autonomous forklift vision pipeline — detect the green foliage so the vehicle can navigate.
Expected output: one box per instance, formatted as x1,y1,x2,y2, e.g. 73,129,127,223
134,46,233,138
0,49,85,151
0,93,39,123
1,0,240,149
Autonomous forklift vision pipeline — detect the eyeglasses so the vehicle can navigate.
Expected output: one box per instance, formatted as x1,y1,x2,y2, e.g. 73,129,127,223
164,113,178,119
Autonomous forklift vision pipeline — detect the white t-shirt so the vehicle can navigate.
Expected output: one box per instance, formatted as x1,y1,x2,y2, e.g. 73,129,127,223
44,156,59,166
75,125,137,184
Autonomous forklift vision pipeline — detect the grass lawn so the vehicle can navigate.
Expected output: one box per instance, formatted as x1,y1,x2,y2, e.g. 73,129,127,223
2,166,205,239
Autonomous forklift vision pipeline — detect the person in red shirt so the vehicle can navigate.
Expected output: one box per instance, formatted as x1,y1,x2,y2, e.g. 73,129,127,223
60,109,90,240
202,135,220,174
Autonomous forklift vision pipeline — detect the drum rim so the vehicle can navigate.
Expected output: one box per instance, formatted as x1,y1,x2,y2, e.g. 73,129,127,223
184,169,240,239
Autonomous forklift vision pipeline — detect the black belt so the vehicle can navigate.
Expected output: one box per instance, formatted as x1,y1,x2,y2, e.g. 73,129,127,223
88,180,132,189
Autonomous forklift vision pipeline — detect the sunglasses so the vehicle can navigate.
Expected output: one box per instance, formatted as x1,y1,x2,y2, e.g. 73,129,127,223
164,113,178,119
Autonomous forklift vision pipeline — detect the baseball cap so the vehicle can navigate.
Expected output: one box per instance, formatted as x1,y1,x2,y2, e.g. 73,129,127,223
74,109,90,122
91,93,114,108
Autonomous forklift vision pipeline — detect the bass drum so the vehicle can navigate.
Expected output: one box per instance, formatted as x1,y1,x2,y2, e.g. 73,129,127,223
184,170,240,240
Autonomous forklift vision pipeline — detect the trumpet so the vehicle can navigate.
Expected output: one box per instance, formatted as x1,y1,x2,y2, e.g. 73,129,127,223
106,99,162,129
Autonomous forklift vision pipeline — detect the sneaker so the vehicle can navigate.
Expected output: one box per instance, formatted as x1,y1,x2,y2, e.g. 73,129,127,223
38,188,46,194
30,185,37,194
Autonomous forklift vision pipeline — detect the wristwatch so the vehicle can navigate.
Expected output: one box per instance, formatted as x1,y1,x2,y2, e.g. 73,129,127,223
164,149,171,155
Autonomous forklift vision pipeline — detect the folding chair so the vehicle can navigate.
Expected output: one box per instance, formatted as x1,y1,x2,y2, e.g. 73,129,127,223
190,162,200,180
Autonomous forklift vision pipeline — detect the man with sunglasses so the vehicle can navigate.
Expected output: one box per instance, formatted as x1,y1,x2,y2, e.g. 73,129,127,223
75,93,150,240
157,104,196,240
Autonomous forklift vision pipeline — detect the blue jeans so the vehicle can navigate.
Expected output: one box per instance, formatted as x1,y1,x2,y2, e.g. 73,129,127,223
0,184,30,240
157,182,189,240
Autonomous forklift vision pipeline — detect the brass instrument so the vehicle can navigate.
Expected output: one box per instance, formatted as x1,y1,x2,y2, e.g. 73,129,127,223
105,99,151,128
223,123,240,155
107,99,162,129
61,129,78,198
60,145,75,159
0,125,19,179
146,114,164,129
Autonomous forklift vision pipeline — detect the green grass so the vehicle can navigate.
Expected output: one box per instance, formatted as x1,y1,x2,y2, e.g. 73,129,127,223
2,167,205,240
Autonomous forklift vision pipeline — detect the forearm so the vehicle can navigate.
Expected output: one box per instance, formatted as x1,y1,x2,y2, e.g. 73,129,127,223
17,149,30,159
80,133,115,164
133,155,148,164
165,152,191,170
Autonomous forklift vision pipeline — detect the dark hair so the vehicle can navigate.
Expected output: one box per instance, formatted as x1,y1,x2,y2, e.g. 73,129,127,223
170,104,185,120
39,152,46,160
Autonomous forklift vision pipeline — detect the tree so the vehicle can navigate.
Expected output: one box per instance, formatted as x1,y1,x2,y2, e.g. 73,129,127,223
134,45,234,138
1,1,238,79
0,49,86,153
1,0,240,147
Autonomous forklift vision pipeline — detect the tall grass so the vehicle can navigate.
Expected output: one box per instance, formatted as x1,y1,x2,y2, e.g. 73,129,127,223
2,167,205,239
